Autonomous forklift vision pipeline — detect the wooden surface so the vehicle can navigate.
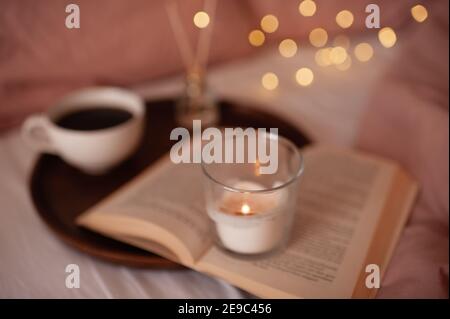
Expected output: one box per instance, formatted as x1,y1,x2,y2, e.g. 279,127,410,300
30,99,311,268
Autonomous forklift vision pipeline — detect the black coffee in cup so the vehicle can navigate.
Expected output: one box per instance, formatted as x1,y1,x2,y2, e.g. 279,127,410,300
55,107,133,131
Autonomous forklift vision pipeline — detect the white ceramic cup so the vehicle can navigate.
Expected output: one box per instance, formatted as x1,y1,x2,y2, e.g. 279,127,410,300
21,87,145,174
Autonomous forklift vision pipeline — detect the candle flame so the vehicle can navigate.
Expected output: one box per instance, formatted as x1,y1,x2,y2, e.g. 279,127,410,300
241,204,251,215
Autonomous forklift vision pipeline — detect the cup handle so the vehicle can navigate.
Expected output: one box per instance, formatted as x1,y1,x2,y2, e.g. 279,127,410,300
21,115,57,154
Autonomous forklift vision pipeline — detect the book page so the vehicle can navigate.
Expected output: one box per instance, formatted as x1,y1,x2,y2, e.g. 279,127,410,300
77,157,213,266
197,147,404,298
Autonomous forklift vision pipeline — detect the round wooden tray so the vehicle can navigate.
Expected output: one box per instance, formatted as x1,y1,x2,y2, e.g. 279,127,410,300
30,99,310,268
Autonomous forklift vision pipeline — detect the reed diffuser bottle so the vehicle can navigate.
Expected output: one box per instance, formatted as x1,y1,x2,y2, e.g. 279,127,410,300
176,67,218,128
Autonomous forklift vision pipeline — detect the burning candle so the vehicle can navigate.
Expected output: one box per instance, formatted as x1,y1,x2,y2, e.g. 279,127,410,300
207,181,291,255
201,133,304,256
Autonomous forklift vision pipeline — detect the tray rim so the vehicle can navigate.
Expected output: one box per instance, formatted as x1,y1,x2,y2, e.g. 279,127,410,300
30,156,182,268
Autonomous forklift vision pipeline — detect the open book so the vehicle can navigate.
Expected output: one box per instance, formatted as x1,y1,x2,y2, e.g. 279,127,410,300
76,146,418,298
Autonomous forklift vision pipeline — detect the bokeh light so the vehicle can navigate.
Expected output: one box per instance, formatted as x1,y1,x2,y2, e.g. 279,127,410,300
296,68,314,87
193,11,210,29
262,72,279,90
411,4,428,23
315,48,333,67
298,0,317,17
309,28,328,48
278,39,298,58
329,46,348,64
248,30,265,47
378,27,397,48
336,10,354,29
354,43,374,62
248,3,412,87
260,14,279,33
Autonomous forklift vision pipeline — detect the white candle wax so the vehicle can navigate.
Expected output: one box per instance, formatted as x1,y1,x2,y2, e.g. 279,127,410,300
207,181,289,255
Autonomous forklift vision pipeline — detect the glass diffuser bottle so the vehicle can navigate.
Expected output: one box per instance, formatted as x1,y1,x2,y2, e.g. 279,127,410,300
176,66,218,128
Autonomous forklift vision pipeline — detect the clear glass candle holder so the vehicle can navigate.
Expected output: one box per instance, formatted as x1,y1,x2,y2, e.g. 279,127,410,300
201,133,304,257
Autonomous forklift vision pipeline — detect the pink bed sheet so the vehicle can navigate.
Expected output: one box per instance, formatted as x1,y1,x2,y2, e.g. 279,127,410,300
357,1,449,298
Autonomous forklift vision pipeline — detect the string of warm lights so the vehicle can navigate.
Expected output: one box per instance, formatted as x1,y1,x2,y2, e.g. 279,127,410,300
246,1,430,91
188,2,429,91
